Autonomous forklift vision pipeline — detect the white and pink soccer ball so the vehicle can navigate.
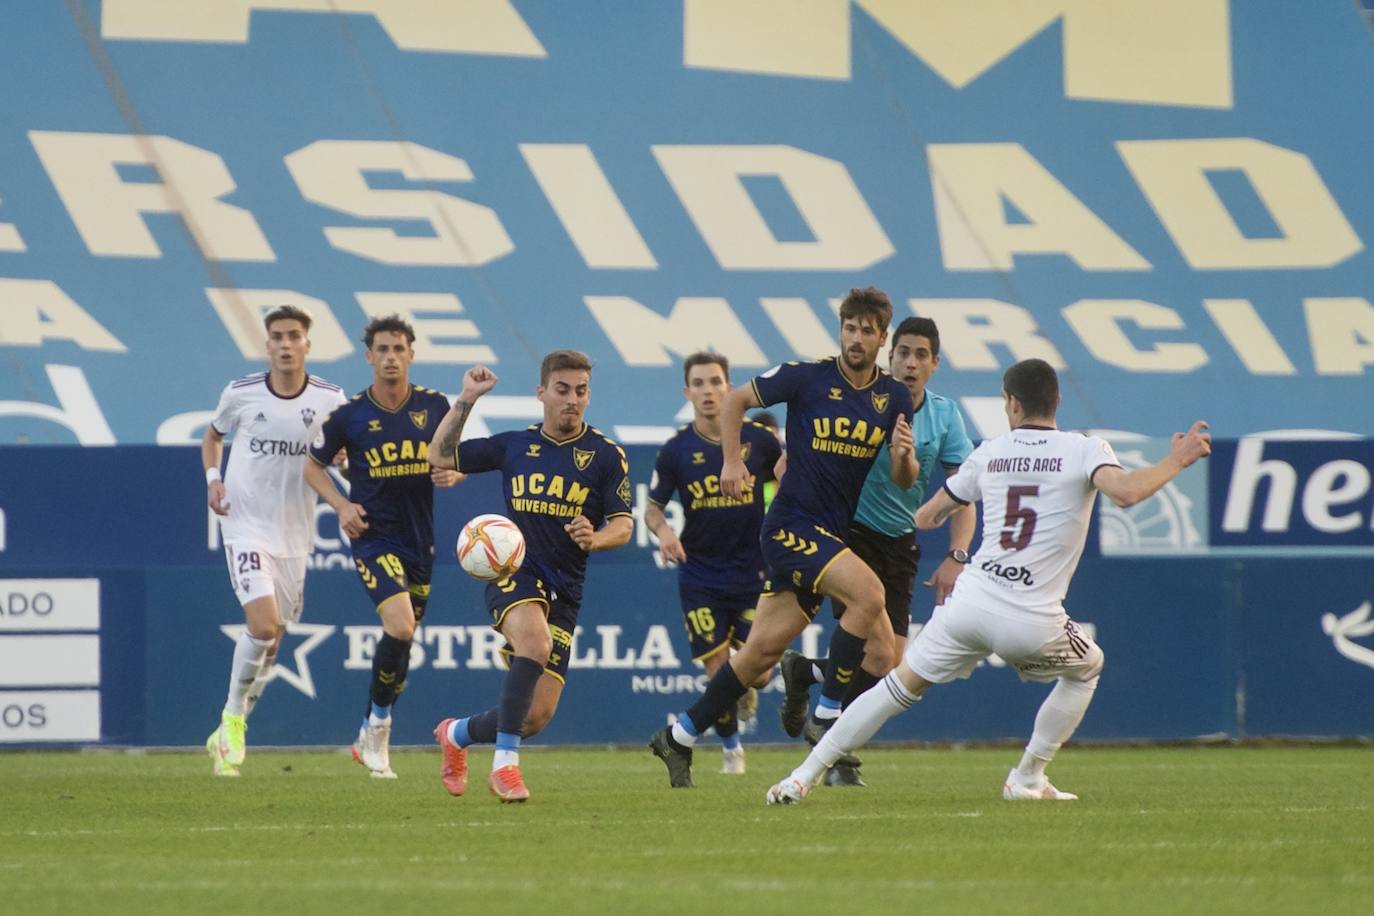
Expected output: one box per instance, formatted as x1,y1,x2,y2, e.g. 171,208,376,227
456,514,526,581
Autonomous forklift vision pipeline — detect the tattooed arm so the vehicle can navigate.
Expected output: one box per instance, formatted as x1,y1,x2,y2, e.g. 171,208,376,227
429,366,498,470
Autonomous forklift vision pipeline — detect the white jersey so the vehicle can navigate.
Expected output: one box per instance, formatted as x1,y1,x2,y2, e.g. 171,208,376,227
211,372,346,557
944,426,1120,619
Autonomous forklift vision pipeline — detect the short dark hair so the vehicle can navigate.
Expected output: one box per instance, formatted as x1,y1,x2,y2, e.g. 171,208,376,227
1003,358,1059,418
362,314,416,348
683,351,730,385
838,287,894,332
540,349,593,386
264,305,312,333
891,316,939,358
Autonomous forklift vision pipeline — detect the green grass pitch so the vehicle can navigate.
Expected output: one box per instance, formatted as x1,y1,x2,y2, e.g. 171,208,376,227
4,745,1370,915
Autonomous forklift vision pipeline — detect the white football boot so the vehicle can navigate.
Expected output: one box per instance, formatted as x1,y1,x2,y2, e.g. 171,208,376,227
765,776,812,805
720,747,746,775
1002,768,1077,800
352,721,397,779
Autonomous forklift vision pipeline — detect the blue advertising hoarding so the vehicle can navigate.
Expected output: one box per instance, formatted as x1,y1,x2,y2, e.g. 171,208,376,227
2,442,1372,747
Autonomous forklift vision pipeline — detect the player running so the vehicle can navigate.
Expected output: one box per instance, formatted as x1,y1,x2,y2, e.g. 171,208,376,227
202,305,345,776
428,350,633,802
765,358,1211,804
304,315,458,779
777,316,975,787
650,287,917,788
645,353,782,774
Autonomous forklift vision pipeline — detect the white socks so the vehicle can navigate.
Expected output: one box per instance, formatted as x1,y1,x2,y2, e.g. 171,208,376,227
793,671,919,785
243,644,278,717
225,632,272,716
493,749,519,769
1018,676,1098,780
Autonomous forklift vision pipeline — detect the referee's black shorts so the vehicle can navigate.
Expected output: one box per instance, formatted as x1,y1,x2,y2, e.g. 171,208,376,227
830,521,920,637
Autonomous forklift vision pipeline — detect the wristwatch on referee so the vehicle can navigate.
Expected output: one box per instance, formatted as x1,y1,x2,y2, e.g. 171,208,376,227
947,548,970,564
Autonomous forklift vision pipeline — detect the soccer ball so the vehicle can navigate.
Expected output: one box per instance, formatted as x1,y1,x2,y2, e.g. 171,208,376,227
456,514,525,581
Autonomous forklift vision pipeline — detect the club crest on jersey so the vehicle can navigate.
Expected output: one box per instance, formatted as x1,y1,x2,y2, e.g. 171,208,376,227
829,387,844,401
692,451,706,465
300,407,315,427
409,410,428,430
525,443,542,458
368,419,382,432
872,392,890,413
617,477,632,507
574,448,595,471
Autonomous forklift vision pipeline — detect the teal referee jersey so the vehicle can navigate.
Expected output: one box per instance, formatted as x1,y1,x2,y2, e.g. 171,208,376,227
852,388,973,537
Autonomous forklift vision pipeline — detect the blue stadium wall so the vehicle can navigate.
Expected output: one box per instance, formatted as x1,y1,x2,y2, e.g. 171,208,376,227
1,2,1372,744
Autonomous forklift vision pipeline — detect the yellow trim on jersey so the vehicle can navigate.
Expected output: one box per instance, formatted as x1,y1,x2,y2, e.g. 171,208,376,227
813,546,854,592
365,384,416,415
539,422,589,446
749,378,764,406
605,512,634,520
831,357,880,392
492,596,550,630
691,422,721,445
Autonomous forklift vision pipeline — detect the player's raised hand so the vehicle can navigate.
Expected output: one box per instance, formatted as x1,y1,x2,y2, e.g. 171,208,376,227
460,365,498,401
431,467,464,487
564,514,596,551
891,413,914,459
720,456,750,500
1171,420,1212,468
337,501,369,539
656,527,687,565
207,479,230,515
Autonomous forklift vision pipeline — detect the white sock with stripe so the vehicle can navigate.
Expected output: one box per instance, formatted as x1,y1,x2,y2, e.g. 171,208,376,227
792,670,919,785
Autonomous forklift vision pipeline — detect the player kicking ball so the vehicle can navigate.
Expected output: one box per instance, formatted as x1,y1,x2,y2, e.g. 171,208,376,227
766,359,1211,804
428,351,633,802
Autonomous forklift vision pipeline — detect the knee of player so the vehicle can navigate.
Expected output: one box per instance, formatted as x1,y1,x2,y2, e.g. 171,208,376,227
863,639,894,673
245,621,277,641
845,586,885,622
530,634,554,663
389,621,417,641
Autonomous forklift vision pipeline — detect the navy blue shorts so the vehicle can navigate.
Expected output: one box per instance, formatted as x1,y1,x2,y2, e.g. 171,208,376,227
485,566,579,683
351,543,433,621
678,583,760,662
759,512,850,621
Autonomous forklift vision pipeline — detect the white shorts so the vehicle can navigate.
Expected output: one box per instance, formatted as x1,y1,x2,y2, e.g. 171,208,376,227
223,542,306,625
904,592,1103,685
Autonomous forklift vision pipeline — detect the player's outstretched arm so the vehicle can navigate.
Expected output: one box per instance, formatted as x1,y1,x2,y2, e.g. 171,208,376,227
719,385,762,500
1093,420,1212,508
915,487,969,531
201,424,229,515
430,366,498,470
644,503,686,564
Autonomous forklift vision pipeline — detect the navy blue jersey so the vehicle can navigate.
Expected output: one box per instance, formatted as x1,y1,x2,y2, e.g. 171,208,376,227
457,423,632,606
647,420,781,594
752,358,914,535
309,385,451,560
